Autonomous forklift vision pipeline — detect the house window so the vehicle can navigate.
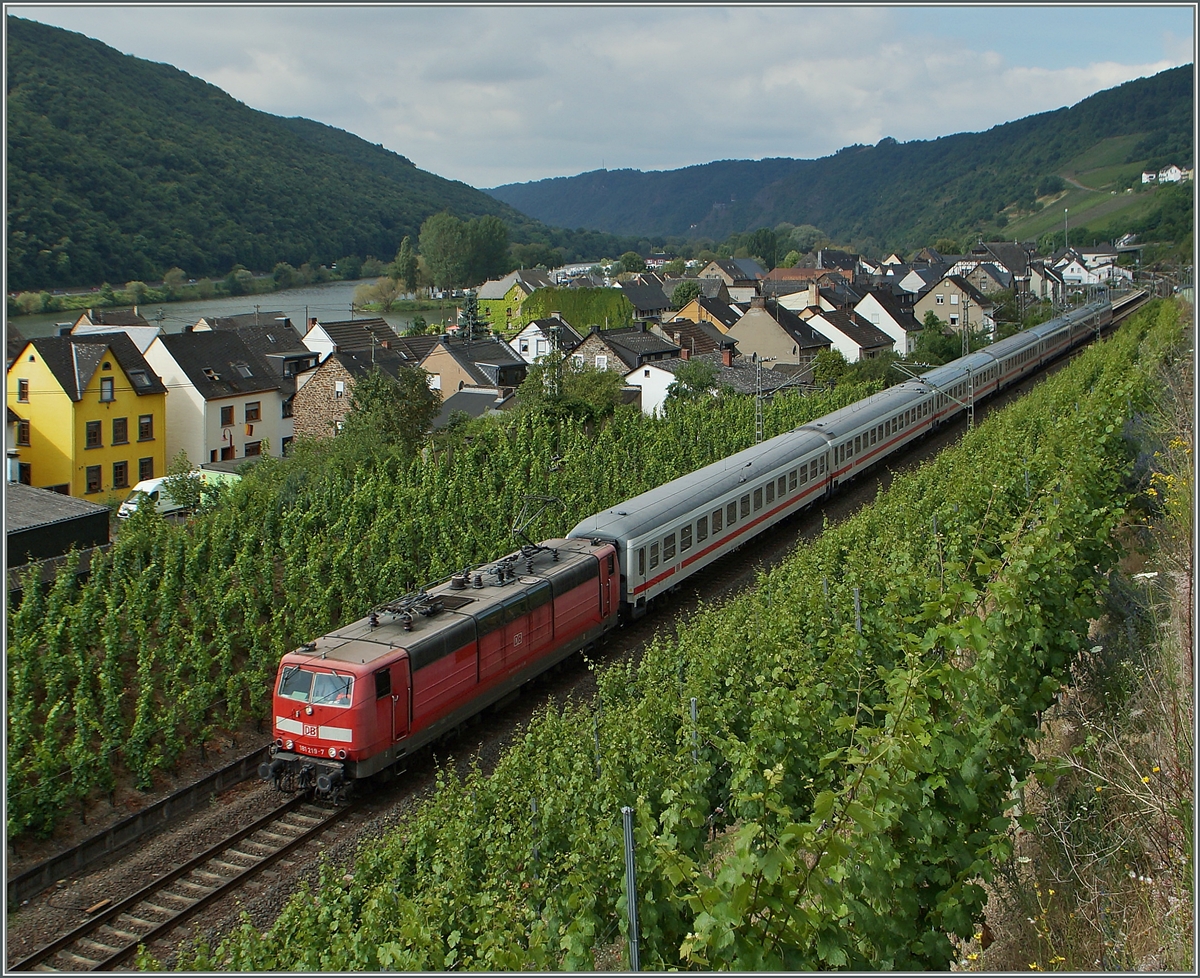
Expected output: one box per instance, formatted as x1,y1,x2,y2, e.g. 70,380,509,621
221,446,235,461
138,414,154,441
220,405,234,426
139,457,154,481
113,460,129,489
644,369,650,377
18,463,32,485
86,420,102,448
935,294,944,305
282,398,294,418
950,294,959,305
595,354,608,370
100,377,115,402
950,315,959,327
112,417,128,444
519,339,530,353
17,379,29,402
335,380,346,398
85,465,101,493
245,402,261,422
17,420,30,446
233,362,253,379
572,355,584,369
244,441,262,457
129,369,152,389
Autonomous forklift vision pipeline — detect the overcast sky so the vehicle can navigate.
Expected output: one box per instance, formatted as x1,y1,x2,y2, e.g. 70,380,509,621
9,4,1196,188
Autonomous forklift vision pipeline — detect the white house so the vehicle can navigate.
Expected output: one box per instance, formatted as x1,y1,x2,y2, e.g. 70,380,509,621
511,315,584,364
1158,164,1184,183
805,309,895,363
144,331,287,466
854,291,923,355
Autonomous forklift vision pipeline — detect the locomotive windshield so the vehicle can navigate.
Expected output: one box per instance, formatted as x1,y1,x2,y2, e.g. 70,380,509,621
277,666,354,705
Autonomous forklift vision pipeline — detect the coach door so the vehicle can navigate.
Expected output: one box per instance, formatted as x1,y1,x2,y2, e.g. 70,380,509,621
599,549,614,619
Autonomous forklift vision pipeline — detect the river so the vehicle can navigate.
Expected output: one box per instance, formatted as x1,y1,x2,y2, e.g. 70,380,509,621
7,280,457,340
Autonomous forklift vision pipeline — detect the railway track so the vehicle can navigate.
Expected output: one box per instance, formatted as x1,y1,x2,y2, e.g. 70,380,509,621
10,796,358,972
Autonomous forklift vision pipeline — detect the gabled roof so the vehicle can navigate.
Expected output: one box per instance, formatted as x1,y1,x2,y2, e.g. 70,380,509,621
735,298,831,351
937,275,992,306
598,327,682,370
661,276,728,301
28,332,167,401
317,318,401,353
325,346,421,382
971,241,1035,276
525,318,585,350
7,323,26,368
392,333,442,362
157,331,281,400
198,311,293,331
655,318,736,357
703,259,762,285
619,281,672,314
859,289,922,332
679,294,742,330
477,268,554,299
74,308,152,328
730,257,766,280
431,336,528,387
816,249,859,272
433,389,507,428
809,309,895,351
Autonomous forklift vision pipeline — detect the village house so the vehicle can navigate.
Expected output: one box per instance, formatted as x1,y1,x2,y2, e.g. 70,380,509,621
571,324,681,373
853,289,924,356
660,276,731,305
698,258,766,302
619,281,673,321
144,330,287,464
725,296,832,368
669,294,744,333
651,318,738,360
912,275,995,333
301,317,402,358
420,334,528,396
511,313,585,363
7,331,168,498
476,269,555,330
805,309,895,362
71,307,161,353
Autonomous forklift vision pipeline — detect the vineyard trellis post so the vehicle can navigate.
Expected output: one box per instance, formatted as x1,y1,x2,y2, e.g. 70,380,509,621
621,805,640,972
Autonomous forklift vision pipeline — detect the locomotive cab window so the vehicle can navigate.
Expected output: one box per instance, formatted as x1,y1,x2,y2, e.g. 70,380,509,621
278,666,315,701
680,524,693,552
607,554,615,575
312,672,353,706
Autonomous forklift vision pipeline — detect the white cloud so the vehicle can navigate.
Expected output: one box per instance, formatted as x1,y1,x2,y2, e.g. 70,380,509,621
8,5,1194,187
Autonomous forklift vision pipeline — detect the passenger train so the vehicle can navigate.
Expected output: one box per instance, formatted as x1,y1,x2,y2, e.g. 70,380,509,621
264,297,1117,798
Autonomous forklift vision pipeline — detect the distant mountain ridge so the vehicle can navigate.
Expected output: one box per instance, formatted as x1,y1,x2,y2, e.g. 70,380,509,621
487,66,1193,250
5,17,622,292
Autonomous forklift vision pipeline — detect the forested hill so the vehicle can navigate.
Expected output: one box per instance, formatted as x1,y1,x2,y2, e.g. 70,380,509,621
6,17,617,292
487,66,1193,250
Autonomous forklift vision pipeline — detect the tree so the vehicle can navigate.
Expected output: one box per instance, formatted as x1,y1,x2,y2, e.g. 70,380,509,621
125,281,149,304
341,366,441,457
935,238,961,256
354,276,402,313
163,267,187,295
405,314,428,337
272,262,300,289
391,236,419,296
787,225,825,253
671,280,702,309
1036,174,1065,197
619,251,646,274
162,449,203,512
665,359,718,406
811,348,849,385
779,250,802,268
466,216,509,285
517,356,624,422
335,255,363,281
419,212,470,289
662,258,686,276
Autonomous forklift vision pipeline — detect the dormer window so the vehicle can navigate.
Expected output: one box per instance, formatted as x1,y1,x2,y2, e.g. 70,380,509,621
203,367,221,381
129,369,152,388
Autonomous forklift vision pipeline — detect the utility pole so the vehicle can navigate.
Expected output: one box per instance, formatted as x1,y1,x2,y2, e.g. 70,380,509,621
754,352,777,443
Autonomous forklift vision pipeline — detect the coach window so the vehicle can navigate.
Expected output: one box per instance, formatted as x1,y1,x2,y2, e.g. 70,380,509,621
697,516,708,543
777,475,786,497
819,456,826,475
765,482,774,504
649,542,659,569
727,501,737,525
709,508,721,535
680,524,692,552
789,469,798,490
799,463,807,484
740,494,750,519
638,548,646,576
854,435,861,454
753,487,763,510
663,532,676,561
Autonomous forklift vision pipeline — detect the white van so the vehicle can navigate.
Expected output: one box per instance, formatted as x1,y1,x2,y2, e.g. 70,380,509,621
118,470,240,519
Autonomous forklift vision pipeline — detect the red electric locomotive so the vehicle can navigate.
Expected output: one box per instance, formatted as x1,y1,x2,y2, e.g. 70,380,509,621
261,538,619,799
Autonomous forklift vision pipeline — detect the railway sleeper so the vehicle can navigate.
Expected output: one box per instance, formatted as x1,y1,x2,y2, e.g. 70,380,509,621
101,924,146,943
76,936,120,955
58,950,104,968
210,857,253,874
115,912,159,930
230,839,278,857
138,900,180,917
169,878,214,897
191,867,231,884
254,829,299,845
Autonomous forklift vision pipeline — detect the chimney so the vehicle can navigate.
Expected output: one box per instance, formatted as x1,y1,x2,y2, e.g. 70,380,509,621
309,317,318,331
722,346,733,368
550,310,561,321
680,346,690,360
809,282,821,308
750,295,766,309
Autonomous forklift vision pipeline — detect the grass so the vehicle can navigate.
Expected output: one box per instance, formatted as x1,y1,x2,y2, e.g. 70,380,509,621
1062,134,1148,177
1005,186,1160,243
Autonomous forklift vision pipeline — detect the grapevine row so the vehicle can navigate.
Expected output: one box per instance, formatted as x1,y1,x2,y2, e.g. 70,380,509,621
171,300,1184,970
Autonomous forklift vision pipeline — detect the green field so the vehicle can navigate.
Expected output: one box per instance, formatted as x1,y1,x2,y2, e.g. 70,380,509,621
1006,184,1159,244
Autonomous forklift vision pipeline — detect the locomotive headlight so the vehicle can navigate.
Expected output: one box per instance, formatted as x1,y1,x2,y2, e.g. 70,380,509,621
305,706,314,716
285,739,294,750
328,747,337,758
338,749,347,759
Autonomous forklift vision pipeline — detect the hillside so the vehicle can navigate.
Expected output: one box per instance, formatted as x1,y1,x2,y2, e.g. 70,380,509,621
5,17,624,292
487,66,1193,252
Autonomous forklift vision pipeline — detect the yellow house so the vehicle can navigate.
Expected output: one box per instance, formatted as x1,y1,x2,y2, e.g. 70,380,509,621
476,269,555,330
7,332,168,500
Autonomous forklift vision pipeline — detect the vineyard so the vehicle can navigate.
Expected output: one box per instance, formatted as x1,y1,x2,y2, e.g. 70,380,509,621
5,381,879,841
164,300,1185,970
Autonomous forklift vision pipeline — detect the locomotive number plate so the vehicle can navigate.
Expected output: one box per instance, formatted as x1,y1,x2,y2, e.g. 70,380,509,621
304,724,318,738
